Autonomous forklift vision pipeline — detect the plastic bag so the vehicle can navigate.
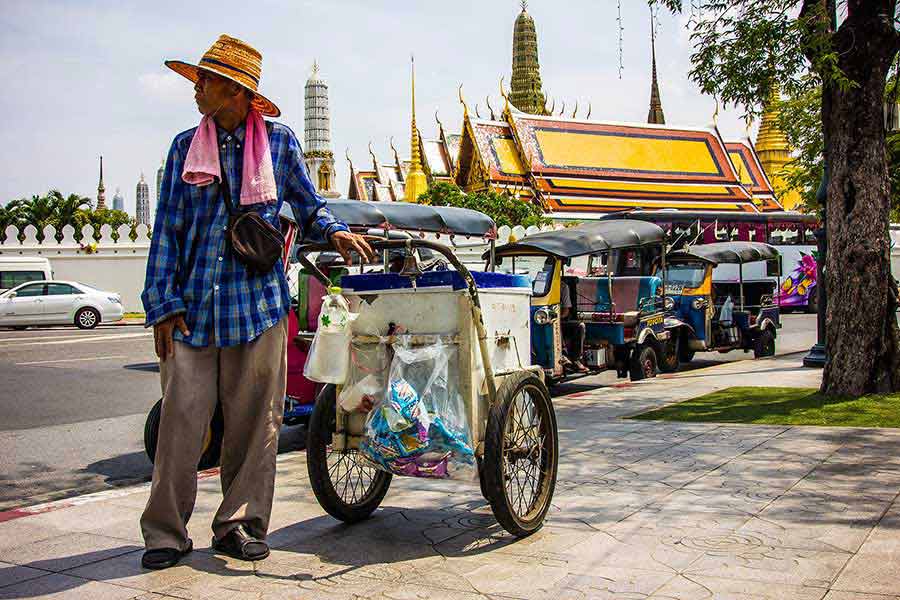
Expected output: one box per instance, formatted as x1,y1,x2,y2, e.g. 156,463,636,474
360,337,475,480
338,340,389,412
304,287,357,384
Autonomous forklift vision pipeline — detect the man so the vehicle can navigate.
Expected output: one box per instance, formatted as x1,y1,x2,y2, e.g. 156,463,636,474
559,279,588,373
140,35,373,570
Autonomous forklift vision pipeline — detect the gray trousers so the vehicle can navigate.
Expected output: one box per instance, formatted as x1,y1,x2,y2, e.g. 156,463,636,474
140,317,287,550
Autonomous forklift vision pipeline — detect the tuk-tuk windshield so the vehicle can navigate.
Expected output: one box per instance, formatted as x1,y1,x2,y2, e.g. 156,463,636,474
664,262,706,289
495,255,555,296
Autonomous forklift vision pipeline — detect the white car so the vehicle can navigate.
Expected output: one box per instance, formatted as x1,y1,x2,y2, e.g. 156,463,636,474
0,280,124,330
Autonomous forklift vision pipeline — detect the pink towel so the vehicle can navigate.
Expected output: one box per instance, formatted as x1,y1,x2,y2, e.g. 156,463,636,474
182,109,277,206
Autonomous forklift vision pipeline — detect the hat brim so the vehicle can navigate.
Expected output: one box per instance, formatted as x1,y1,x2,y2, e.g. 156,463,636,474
165,60,281,118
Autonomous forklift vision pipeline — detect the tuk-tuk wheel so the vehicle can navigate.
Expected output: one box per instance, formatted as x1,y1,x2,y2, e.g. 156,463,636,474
753,329,776,358
307,385,392,523
659,336,681,374
143,398,223,471
629,343,659,381
482,371,558,537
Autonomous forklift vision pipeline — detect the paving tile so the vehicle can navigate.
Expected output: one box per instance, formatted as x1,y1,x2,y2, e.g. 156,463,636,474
684,543,851,588
63,547,233,592
823,592,900,600
0,532,140,572
606,503,754,537
830,501,900,596
0,572,140,600
736,516,874,554
563,530,707,574
0,560,47,589
0,518,64,553
488,567,675,600
651,573,828,599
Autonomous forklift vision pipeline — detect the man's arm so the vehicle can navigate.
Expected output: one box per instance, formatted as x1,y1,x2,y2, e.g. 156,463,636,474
283,129,374,264
141,140,188,332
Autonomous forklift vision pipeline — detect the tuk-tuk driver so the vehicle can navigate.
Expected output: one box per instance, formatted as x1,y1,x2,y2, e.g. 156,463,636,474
560,279,588,373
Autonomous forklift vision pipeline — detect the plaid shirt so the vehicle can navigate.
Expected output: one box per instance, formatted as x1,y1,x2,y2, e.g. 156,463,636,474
142,120,348,347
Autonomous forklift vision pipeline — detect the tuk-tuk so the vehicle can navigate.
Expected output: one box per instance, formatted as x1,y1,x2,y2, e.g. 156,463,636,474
490,220,670,384
662,241,782,370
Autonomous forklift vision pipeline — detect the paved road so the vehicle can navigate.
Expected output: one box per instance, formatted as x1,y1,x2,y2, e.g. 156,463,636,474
0,314,817,510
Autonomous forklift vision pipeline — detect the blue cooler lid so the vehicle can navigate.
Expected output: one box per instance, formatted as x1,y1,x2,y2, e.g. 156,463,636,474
341,270,531,293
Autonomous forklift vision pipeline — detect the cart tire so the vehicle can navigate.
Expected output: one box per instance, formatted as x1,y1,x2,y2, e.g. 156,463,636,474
307,385,391,523
659,335,681,374
483,372,558,537
143,398,223,471
629,343,659,381
754,329,776,358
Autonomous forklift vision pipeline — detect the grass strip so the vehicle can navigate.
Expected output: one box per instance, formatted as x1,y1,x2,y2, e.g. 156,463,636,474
631,386,900,428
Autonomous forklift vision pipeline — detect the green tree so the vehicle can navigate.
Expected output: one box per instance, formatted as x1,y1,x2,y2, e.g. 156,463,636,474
86,208,135,241
418,182,551,229
0,200,25,242
15,194,56,240
45,189,93,240
655,0,900,396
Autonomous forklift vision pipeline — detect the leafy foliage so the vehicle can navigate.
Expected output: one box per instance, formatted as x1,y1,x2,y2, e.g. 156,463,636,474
1,190,137,242
417,182,551,228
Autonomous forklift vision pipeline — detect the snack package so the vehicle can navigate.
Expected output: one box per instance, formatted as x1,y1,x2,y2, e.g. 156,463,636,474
360,337,475,480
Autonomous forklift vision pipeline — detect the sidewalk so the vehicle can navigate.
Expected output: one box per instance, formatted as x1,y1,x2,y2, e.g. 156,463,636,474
2,354,899,599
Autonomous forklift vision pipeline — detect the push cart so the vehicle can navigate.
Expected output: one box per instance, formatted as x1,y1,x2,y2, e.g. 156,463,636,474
298,232,559,537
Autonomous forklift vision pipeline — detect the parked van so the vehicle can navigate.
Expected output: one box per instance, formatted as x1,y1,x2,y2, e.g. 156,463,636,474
0,257,53,293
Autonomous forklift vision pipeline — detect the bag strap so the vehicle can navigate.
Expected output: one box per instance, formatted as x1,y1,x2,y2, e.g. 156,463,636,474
218,151,238,218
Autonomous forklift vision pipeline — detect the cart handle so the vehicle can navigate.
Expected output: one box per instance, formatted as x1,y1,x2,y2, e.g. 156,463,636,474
296,239,498,406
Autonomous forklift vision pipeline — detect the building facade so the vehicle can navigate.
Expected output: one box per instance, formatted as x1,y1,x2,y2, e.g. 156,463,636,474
112,188,124,212
135,174,151,226
303,62,339,198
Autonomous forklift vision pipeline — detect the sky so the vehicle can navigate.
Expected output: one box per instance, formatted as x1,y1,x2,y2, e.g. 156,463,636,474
0,0,758,217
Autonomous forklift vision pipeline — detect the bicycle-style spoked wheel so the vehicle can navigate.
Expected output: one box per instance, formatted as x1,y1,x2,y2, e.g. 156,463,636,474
307,386,391,522
483,372,558,536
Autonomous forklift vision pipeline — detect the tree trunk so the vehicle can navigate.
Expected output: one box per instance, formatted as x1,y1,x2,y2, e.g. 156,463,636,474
821,5,900,396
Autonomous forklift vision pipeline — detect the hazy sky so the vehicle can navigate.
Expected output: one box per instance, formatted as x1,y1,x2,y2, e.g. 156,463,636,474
1,0,757,216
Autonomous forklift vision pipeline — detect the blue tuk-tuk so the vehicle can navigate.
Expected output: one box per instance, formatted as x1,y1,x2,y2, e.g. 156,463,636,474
661,241,782,370
491,220,671,384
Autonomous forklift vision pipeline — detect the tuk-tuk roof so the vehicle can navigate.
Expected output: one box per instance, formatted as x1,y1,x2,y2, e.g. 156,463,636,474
312,199,496,238
491,220,666,259
668,241,780,265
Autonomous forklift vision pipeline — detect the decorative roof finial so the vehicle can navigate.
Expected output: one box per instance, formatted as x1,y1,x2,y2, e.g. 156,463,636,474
586,102,592,119
405,54,428,203
571,100,579,119
486,96,496,120
558,100,566,117
312,59,319,75
458,83,469,117
475,103,482,119
520,0,527,11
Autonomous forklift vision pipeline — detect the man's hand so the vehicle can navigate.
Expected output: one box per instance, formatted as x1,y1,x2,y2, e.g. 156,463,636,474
154,314,190,361
330,230,376,266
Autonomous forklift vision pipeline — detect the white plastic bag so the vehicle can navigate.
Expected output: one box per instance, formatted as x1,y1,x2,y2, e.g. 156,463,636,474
304,287,357,384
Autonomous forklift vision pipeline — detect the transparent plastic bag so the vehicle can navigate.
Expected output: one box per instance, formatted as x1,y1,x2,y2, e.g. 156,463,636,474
338,340,389,413
304,287,357,384
360,336,475,480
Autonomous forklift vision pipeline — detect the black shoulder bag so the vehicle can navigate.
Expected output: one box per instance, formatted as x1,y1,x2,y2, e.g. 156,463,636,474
219,161,284,274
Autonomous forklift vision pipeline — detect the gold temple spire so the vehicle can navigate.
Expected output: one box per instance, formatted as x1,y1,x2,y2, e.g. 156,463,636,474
756,85,801,210
404,55,428,203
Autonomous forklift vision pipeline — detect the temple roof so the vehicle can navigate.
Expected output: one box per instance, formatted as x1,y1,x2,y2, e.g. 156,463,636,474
455,107,768,214
725,140,782,211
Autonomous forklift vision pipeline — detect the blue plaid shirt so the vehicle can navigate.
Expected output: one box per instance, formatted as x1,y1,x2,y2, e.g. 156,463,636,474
142,120,348,347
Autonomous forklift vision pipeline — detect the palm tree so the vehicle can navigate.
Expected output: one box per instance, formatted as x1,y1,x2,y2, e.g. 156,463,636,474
47,190,92,239
18,194,56,240
0,200,26,242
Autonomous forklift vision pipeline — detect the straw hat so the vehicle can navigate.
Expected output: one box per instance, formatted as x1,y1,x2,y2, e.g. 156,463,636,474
166,34,280,117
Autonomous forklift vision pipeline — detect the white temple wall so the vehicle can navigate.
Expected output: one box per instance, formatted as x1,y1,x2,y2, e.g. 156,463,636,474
0,224,150,313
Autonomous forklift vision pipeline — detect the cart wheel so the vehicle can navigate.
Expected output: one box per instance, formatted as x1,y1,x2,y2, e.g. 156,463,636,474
143,398,223,471
754,329,776,358
659,335,681,374
483,372,558,537
307,385,391,523
629,343,659,381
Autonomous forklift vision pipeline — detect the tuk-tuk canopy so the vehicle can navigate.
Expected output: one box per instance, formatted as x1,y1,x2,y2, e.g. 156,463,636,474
303,199,496,238
668,241,780,265
491,220,666,259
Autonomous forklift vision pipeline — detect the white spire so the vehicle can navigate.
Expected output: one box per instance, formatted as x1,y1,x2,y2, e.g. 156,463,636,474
304,61,332,154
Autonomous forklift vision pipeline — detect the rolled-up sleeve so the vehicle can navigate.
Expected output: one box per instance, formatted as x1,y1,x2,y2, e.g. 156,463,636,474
141,139,187,327
283,130,348,242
